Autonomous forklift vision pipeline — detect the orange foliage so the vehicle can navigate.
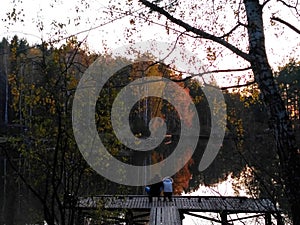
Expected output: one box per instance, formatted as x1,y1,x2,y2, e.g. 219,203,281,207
129,61,195,194
172,147,194,195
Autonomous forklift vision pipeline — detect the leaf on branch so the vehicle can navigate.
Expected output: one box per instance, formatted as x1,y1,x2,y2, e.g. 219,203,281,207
129,18,135,25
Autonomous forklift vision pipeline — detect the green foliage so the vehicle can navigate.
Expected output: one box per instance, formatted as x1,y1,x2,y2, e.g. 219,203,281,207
2,36,131,225
276,60,300,120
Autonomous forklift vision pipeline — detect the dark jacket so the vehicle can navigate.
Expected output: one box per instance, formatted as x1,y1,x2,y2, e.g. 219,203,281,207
150,181,163,196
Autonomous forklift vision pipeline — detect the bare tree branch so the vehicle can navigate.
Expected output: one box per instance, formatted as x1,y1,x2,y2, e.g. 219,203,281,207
159,31,187,62
276,0,300,16
169,66,252,82
220,80,256,90
271,16,300,35
139,0,252,62
217,23,243,39
262,0,272,8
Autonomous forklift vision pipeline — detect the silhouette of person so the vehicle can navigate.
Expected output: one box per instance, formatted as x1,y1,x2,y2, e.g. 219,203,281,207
148,175,163,203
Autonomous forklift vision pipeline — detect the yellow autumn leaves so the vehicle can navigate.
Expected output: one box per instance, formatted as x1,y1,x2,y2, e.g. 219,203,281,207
9,76,57,115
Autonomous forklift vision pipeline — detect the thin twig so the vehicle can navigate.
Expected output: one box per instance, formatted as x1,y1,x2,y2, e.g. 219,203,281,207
271,17,300,35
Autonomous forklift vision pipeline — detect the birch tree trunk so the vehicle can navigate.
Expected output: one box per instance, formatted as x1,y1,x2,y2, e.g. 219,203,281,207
244,0,300,223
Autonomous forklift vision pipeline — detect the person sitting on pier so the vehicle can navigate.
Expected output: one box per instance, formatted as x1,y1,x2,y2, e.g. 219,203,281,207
162,176,173,202
148,176,163,203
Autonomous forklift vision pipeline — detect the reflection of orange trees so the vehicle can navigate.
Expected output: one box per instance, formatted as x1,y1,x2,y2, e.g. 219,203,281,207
129,61,195,194
173,147,194,195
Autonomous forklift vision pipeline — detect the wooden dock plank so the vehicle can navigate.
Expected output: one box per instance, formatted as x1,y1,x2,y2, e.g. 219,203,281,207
150,207,182,225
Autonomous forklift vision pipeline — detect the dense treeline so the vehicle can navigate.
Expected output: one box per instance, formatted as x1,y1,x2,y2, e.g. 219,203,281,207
0,36,125,225
0,36,299,224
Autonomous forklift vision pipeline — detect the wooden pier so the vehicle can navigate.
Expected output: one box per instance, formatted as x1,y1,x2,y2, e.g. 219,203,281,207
150,207,182,225
76,195,282,225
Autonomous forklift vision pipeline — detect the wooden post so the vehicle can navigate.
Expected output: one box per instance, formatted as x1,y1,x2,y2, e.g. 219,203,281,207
179,211,185,221
265,213,271,225
276,212,284,225
76,209,84,225
125,210,133,225
220,212,228,225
